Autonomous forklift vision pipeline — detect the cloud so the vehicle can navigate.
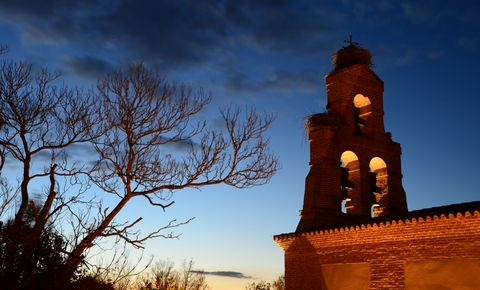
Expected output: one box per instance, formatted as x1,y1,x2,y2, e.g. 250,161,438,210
425,50,443,60
400,1,439,24
68,143,97,156
0,1,341,68
0,0,349,105
387,47,446,66
340,0,374,19
398,1,479,26
225,1,343,53
262,69,320,93
3,158,18,171
31,150,53,162
163,138,198,152
0,0,99,45
225,68,320,95
456,36,480,51
225,71,252,93
62,55,113,79
95,0,228,69
0,0,68,19
191,270,252,279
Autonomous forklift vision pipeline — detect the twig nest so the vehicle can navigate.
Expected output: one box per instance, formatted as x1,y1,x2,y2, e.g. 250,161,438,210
332,44,372,70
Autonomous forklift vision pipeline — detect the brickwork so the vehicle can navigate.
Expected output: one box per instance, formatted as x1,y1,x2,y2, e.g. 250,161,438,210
275,210,480,290
297,55,407,232
275,44,480,290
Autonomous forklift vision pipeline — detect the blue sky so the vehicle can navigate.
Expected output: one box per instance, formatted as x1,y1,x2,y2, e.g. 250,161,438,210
1,0,480,289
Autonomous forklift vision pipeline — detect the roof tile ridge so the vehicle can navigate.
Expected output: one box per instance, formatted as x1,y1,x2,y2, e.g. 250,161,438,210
274,208,480,241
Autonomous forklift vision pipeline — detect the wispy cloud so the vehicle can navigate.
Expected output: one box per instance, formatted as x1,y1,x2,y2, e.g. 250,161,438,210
61,55,113,79
456,36,480,51
163,138,198,152
0,0,340,77
225,68,320,95
192,270,252,279
1,0,477,96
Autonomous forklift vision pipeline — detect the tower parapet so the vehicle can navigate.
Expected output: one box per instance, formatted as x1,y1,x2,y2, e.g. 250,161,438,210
297,43,408,232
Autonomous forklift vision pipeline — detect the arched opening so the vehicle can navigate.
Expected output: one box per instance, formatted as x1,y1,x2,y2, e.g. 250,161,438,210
370,205,378,218
340,151,360,214
369,157,388,217
353,94,372,134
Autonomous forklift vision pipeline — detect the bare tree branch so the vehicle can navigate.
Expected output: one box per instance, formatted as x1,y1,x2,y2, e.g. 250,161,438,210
1,61,278,289
0,60,102,226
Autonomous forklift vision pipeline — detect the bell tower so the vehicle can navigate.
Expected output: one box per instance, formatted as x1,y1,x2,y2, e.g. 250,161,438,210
297,42,408,232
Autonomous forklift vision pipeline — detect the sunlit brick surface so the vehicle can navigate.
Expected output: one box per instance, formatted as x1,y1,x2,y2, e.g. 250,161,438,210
276,210,480,290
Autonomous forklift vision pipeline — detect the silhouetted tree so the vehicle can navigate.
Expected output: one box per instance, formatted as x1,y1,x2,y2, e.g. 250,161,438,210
0,57,278,289
0,61,97,227
68,276,115,290
0,205,67,290
245,276,284,290
0,58,99,289
271,275,285,290
58,64,278,285
137,260,208,290
245,281,271,290
0,44,8,171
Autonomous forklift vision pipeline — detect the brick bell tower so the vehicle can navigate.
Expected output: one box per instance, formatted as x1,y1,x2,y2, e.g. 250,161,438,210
297,41,408,232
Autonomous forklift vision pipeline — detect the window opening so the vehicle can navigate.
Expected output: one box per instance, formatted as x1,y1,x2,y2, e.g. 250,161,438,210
340,151,359,214
369,157,388,218
353,94,372,134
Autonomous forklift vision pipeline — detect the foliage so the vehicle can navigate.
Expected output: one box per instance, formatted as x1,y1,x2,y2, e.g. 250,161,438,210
0,216,67,289
271,275,285,290
136,260,209,290
245,276,284,290
0,206,116,290
68,276,116,290
245,281,271,290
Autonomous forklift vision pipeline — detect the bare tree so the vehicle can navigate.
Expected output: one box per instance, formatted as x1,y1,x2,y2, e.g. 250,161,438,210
245,276,284,290
136,260,209,290
0,45,8,172
60,63,278,284
0,59,277,288
179,260,209,290
0,60,98,226
84,245,152,286
271,275,285,290
0,176,15,218
0,59,101,289
245,281,271,290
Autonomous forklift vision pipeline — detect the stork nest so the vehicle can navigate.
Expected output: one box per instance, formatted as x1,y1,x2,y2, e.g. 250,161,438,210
332,44,372,71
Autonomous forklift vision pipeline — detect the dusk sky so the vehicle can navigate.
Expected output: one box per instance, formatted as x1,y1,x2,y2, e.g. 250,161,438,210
1,1,480,289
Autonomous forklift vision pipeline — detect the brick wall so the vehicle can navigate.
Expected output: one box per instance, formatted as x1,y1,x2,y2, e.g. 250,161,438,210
297,63,408,232
275,210,480,290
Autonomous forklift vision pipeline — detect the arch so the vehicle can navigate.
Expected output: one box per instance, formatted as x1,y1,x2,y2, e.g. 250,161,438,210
341,150,359,167
369,157,387,172
369,157,388,217
353,94,371,108
340,151,360,214
353,94,372,133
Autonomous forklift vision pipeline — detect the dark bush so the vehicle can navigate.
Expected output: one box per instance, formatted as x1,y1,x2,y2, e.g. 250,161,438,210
0,220,67,290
